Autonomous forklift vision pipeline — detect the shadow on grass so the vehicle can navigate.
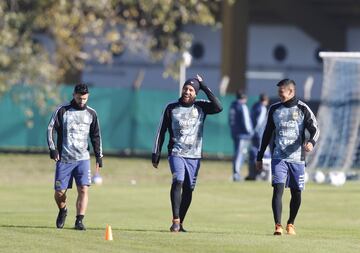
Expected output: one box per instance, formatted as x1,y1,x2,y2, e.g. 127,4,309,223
0,224,168,233
0,224,271,236
0,224,55,229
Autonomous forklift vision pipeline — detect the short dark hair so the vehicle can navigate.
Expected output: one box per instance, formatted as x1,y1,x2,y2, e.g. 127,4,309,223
259,93,269,102
276,78,296,87
236,90,246,99
74,83,89,95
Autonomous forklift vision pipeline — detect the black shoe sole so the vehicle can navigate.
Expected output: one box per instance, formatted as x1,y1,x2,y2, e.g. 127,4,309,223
74,227,86,231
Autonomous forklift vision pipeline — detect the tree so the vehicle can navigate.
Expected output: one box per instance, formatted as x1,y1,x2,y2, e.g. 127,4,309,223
1,0,221,87
0,0,222,123
0,1,58,102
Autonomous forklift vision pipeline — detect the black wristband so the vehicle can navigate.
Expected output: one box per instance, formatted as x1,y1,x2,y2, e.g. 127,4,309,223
49,149,59,159
96,157,103,167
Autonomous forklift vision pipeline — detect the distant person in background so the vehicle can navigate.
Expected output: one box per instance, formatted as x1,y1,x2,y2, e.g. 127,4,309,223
152,74,222,232
229,91,253,182
256,79,319,236
47,83,103,231
245,93,270,180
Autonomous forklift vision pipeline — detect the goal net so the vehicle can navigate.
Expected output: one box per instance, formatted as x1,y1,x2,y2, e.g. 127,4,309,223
307,52,360,171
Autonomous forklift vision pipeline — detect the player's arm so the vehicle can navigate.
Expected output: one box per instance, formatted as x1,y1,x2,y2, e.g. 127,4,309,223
256,107,275,170
303,104,320,152
47,107,61,161
243,104,253,135
89,111,103,168
254,105,267,133
152,106,170,168
196,74,223,114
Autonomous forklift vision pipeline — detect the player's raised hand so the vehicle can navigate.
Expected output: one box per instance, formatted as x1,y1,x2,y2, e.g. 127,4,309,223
196,74,205,90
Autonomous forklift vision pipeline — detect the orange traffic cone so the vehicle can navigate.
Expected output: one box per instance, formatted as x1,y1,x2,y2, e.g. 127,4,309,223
105,224,113,241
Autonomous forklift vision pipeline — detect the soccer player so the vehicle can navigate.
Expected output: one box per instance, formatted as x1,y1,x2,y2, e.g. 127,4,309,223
256,79,319,235
47,83,103,231
229,91,253,181
152,74,222,232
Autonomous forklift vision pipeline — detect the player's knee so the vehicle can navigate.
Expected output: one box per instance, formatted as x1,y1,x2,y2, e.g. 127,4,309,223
173,180,183,187
183,184,194,193
77,186,88,195
54,190,66,199
290,188,301,196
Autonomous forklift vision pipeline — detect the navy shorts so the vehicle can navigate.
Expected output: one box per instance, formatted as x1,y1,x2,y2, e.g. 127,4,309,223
54,160,91,191
168,155,200,189
271,159,305,191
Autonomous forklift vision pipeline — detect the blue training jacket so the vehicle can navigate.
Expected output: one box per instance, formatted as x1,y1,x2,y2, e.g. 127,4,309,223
229,100,253,139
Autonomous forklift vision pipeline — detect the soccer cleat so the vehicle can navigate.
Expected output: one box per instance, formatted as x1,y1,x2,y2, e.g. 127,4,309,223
273,224,283,235
56,208,67,229
74,220,86,231
170,218,180,232
179,224,187,232
245,176,256,181
286,224,296,235
233,174,242,182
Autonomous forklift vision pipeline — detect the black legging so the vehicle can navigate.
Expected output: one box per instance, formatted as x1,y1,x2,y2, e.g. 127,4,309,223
272,183,302,225
170,172,194,222
179,183,193,223
272,183,284,224
288,188,301,225
170,180,183,219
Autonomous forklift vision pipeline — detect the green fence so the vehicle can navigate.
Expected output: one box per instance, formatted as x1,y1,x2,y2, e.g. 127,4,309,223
0,85,256,157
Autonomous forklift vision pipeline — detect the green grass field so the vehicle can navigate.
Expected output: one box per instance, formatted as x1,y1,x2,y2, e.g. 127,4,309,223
0,153,359,253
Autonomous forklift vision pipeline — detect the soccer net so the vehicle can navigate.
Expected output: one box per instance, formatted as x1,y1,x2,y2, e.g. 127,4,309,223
308,52,360,171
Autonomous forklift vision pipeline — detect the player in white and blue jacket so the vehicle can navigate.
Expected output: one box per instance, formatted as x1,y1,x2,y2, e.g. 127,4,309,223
256,79,319,235
152,74,222,232
47,83,103,231
229,91,253,181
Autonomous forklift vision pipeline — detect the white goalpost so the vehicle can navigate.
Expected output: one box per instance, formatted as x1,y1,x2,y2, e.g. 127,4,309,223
307,52,360,172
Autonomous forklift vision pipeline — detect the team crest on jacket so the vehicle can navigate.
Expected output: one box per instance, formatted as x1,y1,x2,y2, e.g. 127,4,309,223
191,108,199,117
83,114,91,124
292,111,299,120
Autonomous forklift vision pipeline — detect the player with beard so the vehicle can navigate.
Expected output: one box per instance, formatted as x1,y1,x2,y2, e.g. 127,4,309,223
47,83,103,231
152,74,222,232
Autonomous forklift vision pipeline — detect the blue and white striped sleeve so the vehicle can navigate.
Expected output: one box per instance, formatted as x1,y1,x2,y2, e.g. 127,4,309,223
47,106,61,151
